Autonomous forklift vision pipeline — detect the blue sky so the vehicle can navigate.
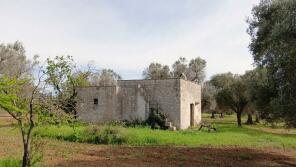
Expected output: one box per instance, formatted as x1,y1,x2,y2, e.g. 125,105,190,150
0,0,260,79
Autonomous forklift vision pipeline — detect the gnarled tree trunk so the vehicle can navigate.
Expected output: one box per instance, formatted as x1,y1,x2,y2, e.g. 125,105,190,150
236,112,242,127
245,113,254,125
255,113,260,123
211,111,215,118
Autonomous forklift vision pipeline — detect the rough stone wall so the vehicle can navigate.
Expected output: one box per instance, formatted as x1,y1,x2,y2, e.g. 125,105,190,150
116,84,146,121
76,79,201,129
117,79,181,128
76,86,118,123
180,80,202,129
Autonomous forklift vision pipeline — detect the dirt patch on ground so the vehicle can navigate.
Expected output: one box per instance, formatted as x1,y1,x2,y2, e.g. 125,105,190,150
1,116,295,167
0,113,14,127
54,146,296,167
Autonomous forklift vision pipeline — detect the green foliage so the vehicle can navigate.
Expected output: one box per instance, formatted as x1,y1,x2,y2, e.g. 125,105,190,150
45,55,91,115
0,41,38,78
0,76,27,117
146,109,168,130
34,125,127,145
210,73,249,126
143,57,206,83
88,126,127,144
33,120,296,148
216,76,248,109
0,158,40,167
243,68,273,121
46,55,75,94
0,75,47,167
89,69,122,86
205,73,234,117
201,82,217,112
107,110,168,130
0,42,47,167
248,0,296,127
0,159,22,167
172,57,188,78
210,72,234,90
45,55,76,114
143,63,171,80
119,119,146,127
187,57,206,84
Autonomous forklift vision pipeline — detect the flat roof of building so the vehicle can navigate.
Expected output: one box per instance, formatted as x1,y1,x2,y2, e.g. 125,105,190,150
76,78,199,88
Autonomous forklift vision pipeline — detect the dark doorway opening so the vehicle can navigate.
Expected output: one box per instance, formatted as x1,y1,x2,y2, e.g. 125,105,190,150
190,103,194,126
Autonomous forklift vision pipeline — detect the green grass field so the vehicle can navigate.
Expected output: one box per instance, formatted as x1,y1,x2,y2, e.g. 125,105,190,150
1,113,296,166
0,159,22,167
33,113,296,148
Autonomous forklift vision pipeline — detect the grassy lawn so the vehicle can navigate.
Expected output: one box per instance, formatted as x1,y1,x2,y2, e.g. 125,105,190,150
0,159,22,167
1,113,296,166
33,113,296,149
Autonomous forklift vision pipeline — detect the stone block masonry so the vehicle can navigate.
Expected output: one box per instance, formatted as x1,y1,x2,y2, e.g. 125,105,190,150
76,78,201,130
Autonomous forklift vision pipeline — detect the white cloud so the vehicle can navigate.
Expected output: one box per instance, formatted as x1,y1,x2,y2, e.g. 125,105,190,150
0,0,260,79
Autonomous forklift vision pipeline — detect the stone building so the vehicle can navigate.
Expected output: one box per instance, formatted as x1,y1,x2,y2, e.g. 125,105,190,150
76,78,201,129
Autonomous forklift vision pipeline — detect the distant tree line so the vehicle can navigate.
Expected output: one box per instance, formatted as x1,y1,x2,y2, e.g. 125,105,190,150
203,0,296,128
202,69,267,127
143,57,206,84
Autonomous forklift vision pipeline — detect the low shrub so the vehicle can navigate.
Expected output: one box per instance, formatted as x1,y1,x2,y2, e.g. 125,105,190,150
64,133,80,142
94,126,126,144
106,109,169,130
34,124,127,145
122,119,146,127
146,109,168,130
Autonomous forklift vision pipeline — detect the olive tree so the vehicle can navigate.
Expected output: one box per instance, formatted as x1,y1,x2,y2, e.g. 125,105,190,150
212,73,249,127
243,67,273,124
144,57,206,84
143,63,171,79
0,41,39,78
90,69,122,86
209,72,234,118
248,0,296,127
201,82,217,118
171,57,188,78
187,57,206,84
